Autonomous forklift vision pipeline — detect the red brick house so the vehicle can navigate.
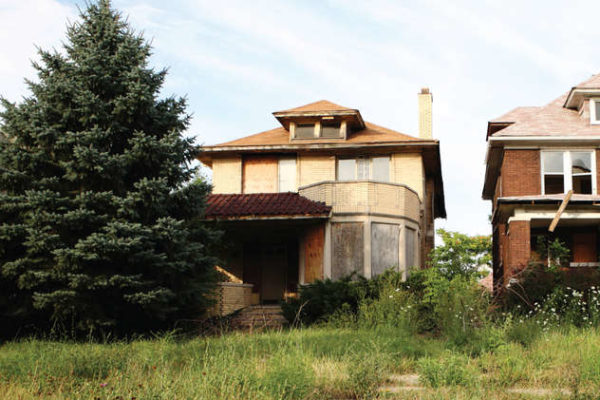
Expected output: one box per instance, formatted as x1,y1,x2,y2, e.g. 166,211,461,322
483,75,600,291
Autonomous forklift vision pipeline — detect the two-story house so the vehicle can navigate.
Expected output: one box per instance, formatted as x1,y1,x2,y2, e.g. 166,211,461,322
483,75,600,291
200,90,445,311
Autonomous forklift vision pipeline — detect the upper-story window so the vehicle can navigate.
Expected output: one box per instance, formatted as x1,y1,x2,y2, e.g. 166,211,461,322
590,99,600,124
292,119,344,139
337,156,390,182
541,150,596,195
295,124,315,139
278,157,297,192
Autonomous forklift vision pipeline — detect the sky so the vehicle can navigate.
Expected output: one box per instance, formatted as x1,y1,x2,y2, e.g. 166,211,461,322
1,0,599,236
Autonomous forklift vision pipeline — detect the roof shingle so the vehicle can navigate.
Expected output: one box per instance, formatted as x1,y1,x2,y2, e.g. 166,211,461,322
204,193,332,219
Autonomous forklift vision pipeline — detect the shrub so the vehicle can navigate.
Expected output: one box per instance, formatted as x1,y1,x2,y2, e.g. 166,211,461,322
417,352,476,387
282,270,402,326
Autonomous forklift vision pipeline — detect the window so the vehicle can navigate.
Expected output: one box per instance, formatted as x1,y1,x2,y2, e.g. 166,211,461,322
321,121,341,138
278,158,297,192
542,151,596,195
372,157,390,181
295,124,314,139
590,99,600,124
336,156,390,182
405,227,416,268
337,159,356,180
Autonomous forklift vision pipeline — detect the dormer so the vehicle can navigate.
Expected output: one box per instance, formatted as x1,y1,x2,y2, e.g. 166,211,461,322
272,100,365,141
563,75,600,125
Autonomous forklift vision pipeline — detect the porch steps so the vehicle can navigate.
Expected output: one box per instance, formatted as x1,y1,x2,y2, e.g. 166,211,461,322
230,305,288,332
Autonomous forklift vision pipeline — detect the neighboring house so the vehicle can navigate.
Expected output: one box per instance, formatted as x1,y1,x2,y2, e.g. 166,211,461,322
199,90,445,310
483,74,600,291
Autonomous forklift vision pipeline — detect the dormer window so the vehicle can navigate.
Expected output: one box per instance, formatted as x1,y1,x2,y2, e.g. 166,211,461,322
590,99,600,124
321,120,341,138
295,123,315,139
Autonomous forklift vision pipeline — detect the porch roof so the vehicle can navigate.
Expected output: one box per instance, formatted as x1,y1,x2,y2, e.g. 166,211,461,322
204,192,332,220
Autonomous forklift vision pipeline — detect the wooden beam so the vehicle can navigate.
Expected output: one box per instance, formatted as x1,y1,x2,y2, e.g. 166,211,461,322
548,190,573,232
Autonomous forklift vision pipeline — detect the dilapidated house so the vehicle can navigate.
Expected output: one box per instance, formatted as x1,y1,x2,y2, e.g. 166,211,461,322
199,90,445,312
483,74,600,292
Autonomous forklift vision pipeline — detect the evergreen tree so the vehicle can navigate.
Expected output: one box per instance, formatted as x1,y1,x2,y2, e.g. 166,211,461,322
0,0,219,336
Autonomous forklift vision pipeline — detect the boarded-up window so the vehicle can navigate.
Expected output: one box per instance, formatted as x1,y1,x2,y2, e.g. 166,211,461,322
337,159,356,180
371,223,399,277
243,156,278,193
372,156,390,182
405,227,416,268
278,158,297,192
295,124,315,139
331,222,364,279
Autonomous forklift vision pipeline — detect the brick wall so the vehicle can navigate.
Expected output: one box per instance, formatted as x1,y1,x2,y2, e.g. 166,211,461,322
391,153,424,200
505,220,530,283
298,155,335,186
501,150,540,197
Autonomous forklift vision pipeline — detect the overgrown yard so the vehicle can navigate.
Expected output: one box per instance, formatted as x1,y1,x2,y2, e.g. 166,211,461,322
1,326,600,399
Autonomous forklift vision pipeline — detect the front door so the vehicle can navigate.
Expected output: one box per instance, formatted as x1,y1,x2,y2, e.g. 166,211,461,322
261,244,287,302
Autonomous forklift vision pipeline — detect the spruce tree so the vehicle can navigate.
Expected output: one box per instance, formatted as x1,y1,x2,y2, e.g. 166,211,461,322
0,0,219,336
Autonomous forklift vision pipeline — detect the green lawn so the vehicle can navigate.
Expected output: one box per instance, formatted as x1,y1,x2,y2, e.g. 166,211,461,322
1,327,599,399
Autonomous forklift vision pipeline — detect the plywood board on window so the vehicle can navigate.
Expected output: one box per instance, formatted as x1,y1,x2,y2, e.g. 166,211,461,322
371,223,399,277
304,224,325,283
243,156,278,193
331,222,364,279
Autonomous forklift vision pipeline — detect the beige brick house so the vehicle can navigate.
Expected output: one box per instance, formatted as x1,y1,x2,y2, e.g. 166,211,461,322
483,74,600,292
200,90,445,310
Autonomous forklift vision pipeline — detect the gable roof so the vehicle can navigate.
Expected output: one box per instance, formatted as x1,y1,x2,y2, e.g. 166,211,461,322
204,193,331,219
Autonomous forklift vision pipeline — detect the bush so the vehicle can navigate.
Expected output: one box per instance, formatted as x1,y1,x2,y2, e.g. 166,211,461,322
282,270,401,326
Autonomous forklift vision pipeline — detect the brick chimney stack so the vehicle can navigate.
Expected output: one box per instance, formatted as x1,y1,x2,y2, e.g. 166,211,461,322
418,87,433,139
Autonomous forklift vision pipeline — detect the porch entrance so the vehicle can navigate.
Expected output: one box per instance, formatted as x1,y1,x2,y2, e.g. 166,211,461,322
243,240,299,303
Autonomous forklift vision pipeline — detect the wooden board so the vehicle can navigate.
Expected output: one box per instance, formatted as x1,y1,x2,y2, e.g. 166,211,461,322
304,224,324,283
371,223,400,277
572,231,597,263
331,222,364,279
242,156,278,193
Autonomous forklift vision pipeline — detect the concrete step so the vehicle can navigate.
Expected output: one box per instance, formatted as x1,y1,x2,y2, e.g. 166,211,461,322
229,305,288,331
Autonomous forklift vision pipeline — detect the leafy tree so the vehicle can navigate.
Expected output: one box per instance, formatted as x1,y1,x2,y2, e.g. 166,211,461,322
0,0,219,336
428,229,491,279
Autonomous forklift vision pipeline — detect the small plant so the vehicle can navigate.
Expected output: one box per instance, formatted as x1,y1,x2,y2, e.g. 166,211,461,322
417,352,476,387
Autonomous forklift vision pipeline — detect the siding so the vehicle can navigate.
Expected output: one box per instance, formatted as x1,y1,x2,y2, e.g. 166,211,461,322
212,157,242,194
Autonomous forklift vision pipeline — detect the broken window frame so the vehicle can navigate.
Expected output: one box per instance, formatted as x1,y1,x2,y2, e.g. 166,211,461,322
541,150,596,195
336,155,391,182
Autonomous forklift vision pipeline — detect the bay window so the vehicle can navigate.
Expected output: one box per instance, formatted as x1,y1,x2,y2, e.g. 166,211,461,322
541,150,596,195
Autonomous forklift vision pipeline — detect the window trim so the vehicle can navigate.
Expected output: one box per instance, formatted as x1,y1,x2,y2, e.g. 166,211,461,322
590,99,600,125
541,150,597,195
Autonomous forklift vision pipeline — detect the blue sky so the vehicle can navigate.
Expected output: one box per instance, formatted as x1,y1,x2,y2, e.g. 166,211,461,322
2,0,599,236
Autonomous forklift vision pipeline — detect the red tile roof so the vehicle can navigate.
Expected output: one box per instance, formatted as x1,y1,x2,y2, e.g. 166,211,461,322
204,193,331,219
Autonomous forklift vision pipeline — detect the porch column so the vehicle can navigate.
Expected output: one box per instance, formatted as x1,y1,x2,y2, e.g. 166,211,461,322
506,220,531,283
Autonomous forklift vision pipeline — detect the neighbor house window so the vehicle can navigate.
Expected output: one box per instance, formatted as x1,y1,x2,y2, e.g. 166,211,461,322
590,99,600,124
278,158,297,192
295,123,315,139
542,151,596,195
336,156,390,182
